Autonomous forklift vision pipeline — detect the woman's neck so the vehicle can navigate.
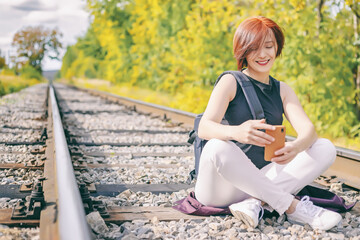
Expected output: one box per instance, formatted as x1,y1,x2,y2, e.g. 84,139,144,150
243,68,270,84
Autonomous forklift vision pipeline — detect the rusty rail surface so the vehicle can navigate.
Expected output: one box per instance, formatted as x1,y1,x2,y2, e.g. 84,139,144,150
41,85,93,240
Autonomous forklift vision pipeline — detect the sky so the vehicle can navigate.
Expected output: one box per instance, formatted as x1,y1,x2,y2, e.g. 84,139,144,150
0,0,90,71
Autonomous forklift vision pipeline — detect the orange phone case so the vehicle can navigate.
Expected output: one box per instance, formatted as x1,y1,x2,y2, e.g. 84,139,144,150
264,125,286,161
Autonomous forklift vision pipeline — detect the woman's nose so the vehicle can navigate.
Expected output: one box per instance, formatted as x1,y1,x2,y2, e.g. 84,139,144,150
258,48,266,58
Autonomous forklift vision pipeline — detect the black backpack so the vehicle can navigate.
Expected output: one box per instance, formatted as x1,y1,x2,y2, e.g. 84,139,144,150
187,71,265,184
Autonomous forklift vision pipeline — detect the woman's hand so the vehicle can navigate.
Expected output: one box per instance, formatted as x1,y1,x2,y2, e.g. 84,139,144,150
270,141,300,165
231,119,276,147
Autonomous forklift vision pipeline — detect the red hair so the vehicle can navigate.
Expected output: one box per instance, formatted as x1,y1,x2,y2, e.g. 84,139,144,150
233,16,284,70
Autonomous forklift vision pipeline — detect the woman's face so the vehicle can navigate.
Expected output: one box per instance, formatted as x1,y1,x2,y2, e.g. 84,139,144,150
245,32,277,75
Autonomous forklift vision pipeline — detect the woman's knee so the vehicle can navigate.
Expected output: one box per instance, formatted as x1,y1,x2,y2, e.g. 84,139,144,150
202,139,234,157
310,138,337,167
200,139,244,167
199,139,226,166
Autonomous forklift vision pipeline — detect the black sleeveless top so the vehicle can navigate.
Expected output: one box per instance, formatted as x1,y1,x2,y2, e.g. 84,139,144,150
222,71,283,169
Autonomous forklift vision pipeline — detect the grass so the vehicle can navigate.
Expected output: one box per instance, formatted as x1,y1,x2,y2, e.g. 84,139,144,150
0,74,44,96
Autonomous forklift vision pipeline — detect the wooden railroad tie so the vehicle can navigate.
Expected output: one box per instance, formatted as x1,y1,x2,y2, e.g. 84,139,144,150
0,206,205,227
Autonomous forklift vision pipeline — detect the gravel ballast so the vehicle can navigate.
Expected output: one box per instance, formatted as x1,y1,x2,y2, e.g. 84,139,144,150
0,84,48,239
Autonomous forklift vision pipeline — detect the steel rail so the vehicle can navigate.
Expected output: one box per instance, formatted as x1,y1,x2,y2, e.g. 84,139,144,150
286,136,360,161
76,84,360,160
50,85,93,240
70,84,360,189
76,84,360,157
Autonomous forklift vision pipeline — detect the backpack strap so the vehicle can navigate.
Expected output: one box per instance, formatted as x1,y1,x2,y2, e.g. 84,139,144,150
215,71,265,120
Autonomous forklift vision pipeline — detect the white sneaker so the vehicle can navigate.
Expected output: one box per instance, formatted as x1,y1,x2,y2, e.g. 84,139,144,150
229,198,264,228
286,196,342,231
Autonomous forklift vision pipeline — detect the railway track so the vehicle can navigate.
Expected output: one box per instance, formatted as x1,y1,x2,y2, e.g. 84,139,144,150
0,83,359,239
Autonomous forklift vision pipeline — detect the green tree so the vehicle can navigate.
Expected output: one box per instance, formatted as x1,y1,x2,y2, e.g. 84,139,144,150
0,50,6,69
20,64,43,80
344,0,360,120
12,26,62,73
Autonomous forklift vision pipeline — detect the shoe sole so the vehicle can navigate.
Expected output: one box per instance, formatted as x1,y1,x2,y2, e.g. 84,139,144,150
287,217,341,231
229,208,255,228
287,218,306,227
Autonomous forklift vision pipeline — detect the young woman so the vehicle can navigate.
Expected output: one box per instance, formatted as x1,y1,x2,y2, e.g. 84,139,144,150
194,16,342,230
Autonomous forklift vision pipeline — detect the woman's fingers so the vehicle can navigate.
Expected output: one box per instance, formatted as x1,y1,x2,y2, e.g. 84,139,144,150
251,129,274,143
271,154,287,163
274,146,287,155
253,120,276,131
238,119,276,146
271,144,297,164
271,151,293,164
249,133,272,146
275,143,298,156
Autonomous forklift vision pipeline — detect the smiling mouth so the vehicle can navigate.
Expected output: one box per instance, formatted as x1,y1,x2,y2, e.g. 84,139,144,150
256,59,270,66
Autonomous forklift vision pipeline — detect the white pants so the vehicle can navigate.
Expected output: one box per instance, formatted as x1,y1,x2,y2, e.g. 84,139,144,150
194,138,336,215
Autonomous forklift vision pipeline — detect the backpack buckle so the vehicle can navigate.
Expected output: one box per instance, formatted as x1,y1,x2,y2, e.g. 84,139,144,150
187,129,197,144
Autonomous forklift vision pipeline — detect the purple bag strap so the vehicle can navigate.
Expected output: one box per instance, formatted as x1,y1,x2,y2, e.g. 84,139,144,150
296,185,357,213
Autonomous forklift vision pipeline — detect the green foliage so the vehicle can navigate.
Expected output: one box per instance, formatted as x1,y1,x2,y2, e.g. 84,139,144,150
0,68,16,76
12,26,62,73
0,82,6,96
262,1,358,138
20,65,43,80
60,0,360,144
0,74,42,97
0,50,6,69
0,56,5,69
60,46,78,79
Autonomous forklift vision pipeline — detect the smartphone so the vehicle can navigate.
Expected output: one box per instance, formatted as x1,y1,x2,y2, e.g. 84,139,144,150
264,125,286,161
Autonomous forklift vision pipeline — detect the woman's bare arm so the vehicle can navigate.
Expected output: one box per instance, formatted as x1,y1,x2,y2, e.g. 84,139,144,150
271,82,318,163
198,74,237,140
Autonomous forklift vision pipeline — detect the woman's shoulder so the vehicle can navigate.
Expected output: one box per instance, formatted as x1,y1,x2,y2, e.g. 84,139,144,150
279,81,297,102
279,81,293,91
213,72,238,102
269,75,290,90
215,71,237,85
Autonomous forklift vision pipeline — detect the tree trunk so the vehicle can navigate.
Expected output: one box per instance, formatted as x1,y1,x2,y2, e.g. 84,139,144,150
354,13,360,120
317,0,324,36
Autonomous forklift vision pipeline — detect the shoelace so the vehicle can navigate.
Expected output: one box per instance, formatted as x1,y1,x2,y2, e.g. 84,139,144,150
298,196,321,217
